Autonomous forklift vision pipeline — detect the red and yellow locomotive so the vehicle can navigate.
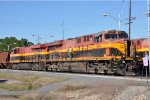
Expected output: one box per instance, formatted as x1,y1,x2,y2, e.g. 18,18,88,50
1,30,148,75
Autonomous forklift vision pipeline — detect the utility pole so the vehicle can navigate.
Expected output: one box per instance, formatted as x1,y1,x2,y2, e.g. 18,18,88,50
118,11,122,30
124,0,135,40
128,0,131,40
147,0,150,76
37,35,39,44
32,34,40,44
62,21,64,40
7,45,10,51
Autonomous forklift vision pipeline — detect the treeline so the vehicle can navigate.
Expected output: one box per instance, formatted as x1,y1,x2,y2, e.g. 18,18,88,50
0,37,34,52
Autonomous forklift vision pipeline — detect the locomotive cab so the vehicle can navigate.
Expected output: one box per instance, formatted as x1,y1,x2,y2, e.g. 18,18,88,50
94,30,129,57
94,30,128,43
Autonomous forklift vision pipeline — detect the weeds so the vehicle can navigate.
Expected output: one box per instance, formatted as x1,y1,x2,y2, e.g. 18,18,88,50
19,93,54,100
0,73,65,91
59,83,88,92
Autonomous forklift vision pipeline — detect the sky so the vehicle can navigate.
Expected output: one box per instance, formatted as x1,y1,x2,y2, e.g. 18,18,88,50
0,0,148,44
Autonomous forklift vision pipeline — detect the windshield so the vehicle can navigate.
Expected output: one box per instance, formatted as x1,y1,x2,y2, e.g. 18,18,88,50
105,34,117,39
105,31,128,40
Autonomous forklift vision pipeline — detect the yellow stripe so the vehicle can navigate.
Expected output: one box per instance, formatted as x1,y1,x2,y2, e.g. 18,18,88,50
48,43,125,54
10,52,48,57
10,60,20,63
136,48,148,52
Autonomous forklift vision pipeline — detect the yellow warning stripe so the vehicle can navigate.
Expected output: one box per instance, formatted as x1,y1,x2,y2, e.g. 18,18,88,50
136,48,148,52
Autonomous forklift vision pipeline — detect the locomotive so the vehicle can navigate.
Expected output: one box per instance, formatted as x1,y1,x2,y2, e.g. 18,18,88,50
0,30,149,75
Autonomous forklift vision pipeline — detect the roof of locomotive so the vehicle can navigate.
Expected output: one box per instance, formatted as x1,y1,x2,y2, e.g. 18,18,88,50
71,29,124,38
132,38,147,40
91,30,126,37
45,40,63,47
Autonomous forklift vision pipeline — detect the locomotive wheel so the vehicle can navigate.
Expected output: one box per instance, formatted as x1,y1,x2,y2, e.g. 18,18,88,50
43,65,48,71
68,65,72,72
31,67,35,71
32,64,39,71
94,67,98,74
132,64,140,76
116,64,127,76
47,64,52,71
12,65,18,70
118,68,126,76
122,64,127,76
104,70,108,75
53,64,58,72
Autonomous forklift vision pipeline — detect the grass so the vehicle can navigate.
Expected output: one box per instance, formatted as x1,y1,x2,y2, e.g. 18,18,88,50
19,93,54,100
19,83,88,100
59,83,88,91
0,73,65,91
0,83,29,91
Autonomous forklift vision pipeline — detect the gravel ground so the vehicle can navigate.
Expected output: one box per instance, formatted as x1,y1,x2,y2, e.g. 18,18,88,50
114,86,150,100
51,83,150,100
0,69,150,99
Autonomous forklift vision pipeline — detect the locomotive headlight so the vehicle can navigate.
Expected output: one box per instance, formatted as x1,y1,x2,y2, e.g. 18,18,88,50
122,61,125,63
121,55,125,59
136,55,138,58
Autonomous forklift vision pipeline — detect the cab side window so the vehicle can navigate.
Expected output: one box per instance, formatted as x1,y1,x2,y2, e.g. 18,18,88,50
95,34,102,42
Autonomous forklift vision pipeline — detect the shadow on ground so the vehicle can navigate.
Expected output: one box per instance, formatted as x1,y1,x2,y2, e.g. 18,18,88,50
0,79,8,83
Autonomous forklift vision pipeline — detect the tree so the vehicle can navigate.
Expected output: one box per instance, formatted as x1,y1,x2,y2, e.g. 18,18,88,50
0,37,34,52
19,38,33,47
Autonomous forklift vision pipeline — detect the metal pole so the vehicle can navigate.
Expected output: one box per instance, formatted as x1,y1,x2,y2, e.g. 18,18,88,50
128,0,131,40
38,35,40,44
118,11,122,30
146,66,148,84
8,45,9,51
148,0,150,76
118,19,121,30
62,21,64,40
